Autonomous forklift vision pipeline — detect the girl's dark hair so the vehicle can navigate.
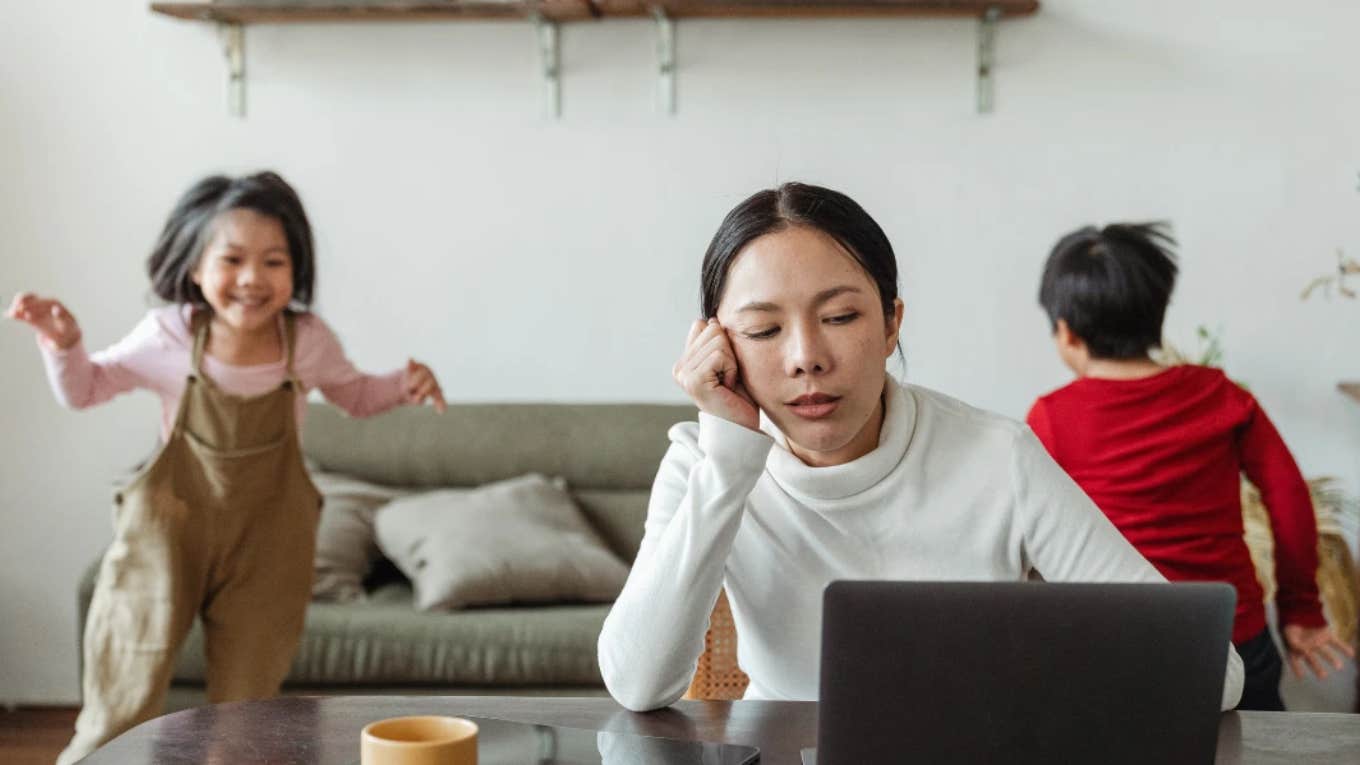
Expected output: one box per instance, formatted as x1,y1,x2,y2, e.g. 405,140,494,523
1038,221,1179,360
700,182,899,323
146,171,315,309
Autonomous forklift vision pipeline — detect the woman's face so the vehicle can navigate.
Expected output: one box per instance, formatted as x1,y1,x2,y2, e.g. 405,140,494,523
716,225,903,467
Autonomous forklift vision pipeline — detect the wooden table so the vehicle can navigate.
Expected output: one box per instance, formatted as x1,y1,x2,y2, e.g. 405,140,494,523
82,696,1360,764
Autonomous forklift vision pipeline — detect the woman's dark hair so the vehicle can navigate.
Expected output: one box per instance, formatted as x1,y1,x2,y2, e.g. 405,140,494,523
700,182,900,324
1038,221,1179,360
146,171,315,309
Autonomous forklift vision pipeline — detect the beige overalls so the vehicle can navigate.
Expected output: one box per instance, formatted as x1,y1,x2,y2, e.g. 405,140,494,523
59,312,321,765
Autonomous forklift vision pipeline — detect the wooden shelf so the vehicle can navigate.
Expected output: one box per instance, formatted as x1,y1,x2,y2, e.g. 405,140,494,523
153,1,571,23
150,0,1038,117
151,0,1040,24
1341,382,1360,405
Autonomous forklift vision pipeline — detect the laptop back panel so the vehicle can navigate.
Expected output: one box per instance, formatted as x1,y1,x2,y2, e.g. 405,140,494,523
816,581,1234,765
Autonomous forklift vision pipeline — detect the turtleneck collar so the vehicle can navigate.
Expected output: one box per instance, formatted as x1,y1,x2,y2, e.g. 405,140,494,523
759,376,917,502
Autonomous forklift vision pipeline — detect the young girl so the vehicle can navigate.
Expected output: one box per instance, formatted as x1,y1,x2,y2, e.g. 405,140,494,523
6,171,446,765
597,182,1244,714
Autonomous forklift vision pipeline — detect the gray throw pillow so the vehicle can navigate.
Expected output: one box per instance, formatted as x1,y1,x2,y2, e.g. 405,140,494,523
373,473,630,611
310,467,410,602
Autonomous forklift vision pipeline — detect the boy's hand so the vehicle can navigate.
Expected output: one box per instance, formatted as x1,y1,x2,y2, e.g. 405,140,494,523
1282,623,1355,680
6,293,82,351
403,359,446,414
673,318,759,431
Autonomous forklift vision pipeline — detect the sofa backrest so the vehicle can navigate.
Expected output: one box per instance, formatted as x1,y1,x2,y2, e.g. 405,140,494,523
302,402,697,563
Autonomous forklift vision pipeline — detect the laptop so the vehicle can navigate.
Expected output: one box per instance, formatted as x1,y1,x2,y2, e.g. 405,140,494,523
804,580,1235,765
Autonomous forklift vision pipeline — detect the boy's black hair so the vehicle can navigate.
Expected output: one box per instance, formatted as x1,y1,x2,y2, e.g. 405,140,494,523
146,171,315,309
1038,221,1179,360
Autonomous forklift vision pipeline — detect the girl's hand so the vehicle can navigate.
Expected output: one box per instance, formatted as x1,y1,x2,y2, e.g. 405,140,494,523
6,293,82,351
403,359,447,413
673,318,759,431
1282,623,1355,680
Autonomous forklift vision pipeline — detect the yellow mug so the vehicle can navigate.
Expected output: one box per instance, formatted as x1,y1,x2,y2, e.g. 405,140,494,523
361,715,479,765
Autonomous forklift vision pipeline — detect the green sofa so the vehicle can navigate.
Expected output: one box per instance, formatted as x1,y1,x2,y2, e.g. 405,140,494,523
78,401,694,710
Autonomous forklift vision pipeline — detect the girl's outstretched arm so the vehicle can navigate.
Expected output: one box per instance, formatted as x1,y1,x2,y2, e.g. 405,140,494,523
7,293,81,350
298,314,437,417
401,359,446,413
8,293,158,409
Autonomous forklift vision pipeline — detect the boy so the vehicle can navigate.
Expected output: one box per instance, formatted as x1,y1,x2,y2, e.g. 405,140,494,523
1026,222,1352,710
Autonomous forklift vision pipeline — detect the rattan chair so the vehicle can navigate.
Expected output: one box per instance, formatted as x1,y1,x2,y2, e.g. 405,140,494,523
684,589,750,700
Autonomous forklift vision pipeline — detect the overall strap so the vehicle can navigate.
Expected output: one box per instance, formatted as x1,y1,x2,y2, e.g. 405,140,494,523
171,308,212,441
283,313,299,380
190,308,210,377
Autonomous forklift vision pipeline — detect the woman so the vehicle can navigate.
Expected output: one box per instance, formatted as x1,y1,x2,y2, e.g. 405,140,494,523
597,182,1243,712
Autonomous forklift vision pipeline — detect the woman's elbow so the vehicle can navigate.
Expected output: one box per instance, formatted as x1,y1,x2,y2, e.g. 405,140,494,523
599,646,685,712
604,676,683,713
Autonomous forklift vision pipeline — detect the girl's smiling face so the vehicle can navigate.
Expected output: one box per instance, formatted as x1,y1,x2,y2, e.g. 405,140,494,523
192,208,295,335
716,224,903,467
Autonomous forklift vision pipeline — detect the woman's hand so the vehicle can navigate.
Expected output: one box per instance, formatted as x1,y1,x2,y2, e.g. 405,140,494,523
672,318,759,431
1282,623,1355,680
6,293,82,351
403,359,447,413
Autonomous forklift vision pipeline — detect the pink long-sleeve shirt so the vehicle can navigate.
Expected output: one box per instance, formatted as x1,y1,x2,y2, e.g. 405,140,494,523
39,305,406,440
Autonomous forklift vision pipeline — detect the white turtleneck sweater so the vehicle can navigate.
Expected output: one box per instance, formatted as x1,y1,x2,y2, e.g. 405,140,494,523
598,380,1244,712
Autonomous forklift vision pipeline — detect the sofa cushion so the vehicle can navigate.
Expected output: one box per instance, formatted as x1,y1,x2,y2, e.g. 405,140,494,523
572,489,650,563
301,403,694,566
171,582,613,687
310,467,410,602
375,474,630,611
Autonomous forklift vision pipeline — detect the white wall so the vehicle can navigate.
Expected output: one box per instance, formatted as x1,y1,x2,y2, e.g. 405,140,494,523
3,0,1358,706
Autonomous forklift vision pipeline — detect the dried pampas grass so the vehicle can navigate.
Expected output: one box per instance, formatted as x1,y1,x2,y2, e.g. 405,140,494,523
1242,478,1358,646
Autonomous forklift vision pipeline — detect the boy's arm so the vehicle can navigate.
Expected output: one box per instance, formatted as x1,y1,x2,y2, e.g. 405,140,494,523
1236,396,1326,630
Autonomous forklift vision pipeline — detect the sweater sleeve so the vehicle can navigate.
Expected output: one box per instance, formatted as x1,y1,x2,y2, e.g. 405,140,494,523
597,413,772,711
296,315,406,417
1236,395,1326,630
36,311,166,409
1011,428,1245,711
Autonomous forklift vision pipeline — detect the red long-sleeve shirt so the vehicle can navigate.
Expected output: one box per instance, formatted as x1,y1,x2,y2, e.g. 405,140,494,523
1026,365,1325,644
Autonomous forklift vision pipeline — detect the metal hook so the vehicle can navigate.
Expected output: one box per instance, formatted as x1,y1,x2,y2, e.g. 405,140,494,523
531,13,561,118
977,6,1000,114
651,7,676,115
219,22,245,118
